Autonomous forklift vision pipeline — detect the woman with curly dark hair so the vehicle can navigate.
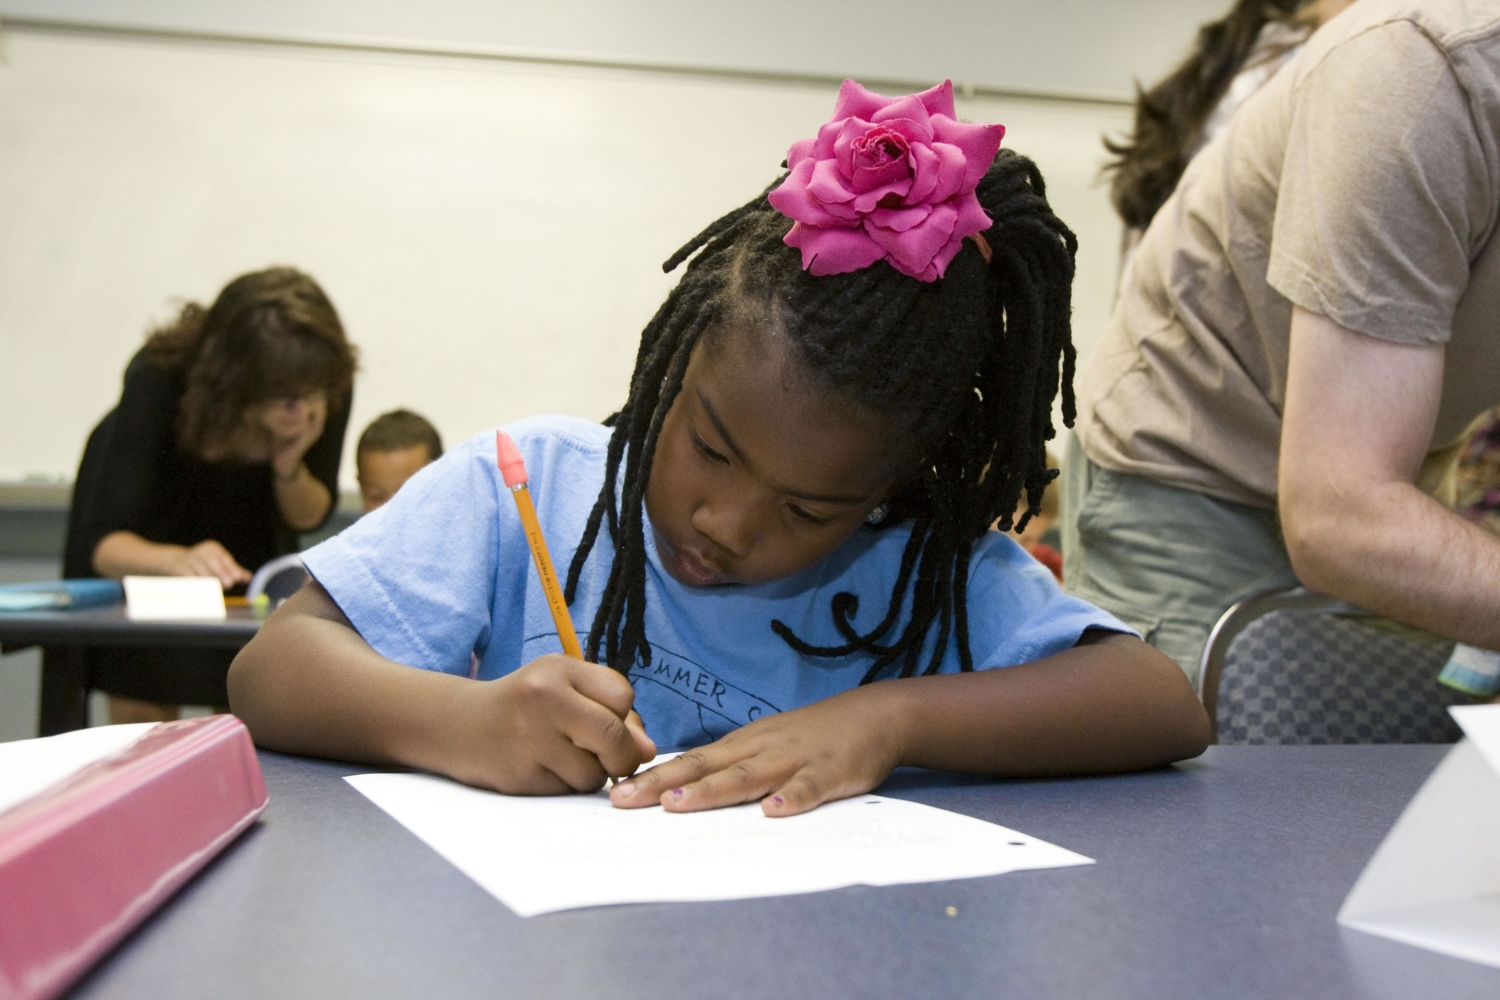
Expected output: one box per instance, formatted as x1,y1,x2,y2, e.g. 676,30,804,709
64,266,357,723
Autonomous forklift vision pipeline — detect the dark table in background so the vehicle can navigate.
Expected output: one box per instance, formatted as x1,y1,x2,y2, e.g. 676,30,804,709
0,605,263,734
64,744,1500,1000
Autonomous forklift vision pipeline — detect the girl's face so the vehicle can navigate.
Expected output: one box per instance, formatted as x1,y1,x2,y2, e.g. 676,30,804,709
645,325,905,587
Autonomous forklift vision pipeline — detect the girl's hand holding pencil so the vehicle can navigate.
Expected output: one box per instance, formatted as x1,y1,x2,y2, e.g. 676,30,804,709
490,431,656,791
443,654,655,795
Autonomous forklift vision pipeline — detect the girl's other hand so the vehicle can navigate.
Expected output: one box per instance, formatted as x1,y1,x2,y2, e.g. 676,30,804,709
446,654,655,796
609,686,905,817
175,539,251,589
268,394,328,479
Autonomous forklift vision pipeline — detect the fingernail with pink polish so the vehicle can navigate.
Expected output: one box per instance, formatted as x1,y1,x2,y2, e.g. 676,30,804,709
669,788,685,798
772,795,785,806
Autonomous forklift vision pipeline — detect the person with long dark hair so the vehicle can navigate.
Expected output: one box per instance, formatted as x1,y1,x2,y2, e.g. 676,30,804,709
229,81,1208,815
1104,0,1357,269
65,266,357,722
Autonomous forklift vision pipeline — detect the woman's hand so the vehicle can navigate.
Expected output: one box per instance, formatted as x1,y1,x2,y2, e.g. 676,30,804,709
173,540,251,589
442,654,657,796
93,531,249,589
270,395,328,480
609,684,906,817
264,394,333,530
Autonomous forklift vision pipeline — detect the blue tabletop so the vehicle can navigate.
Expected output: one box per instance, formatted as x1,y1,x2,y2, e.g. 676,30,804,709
65,744,1500,1000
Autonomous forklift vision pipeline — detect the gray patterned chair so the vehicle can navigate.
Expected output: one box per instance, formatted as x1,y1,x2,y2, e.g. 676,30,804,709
1197,587,1473,744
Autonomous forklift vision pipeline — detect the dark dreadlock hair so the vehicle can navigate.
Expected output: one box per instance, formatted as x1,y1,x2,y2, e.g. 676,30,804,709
564,149,1076,684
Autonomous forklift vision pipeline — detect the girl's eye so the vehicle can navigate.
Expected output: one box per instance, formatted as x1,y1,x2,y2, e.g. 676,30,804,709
786,504,831,527
690,430,729,465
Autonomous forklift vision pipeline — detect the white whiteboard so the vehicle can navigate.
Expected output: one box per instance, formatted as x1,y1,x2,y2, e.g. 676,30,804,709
0,27,1130,487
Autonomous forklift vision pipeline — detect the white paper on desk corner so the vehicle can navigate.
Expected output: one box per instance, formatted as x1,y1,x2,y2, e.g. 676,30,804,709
345,762,1092,916
0,723,157,816
1338,704,1500,968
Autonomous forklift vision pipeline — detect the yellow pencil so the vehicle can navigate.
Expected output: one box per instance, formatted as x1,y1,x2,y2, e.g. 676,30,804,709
496,430,584,659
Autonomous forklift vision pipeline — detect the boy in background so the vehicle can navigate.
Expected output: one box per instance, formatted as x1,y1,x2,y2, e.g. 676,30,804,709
356,409,442,512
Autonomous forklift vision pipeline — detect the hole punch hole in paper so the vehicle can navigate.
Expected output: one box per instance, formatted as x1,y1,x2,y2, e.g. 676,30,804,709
123,576,226,621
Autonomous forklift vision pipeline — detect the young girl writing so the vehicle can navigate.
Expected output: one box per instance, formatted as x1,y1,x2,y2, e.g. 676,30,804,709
229,81,1209,815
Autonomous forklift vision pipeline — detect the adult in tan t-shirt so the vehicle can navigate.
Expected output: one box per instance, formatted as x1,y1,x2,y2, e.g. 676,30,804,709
1068,0,1500,681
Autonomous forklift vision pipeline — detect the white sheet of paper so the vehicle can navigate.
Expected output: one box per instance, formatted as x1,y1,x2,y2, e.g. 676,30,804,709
0,723,156,816
123,575,225,620
1338,704,1500,968
1452,704,1500,773
346,770,1093,916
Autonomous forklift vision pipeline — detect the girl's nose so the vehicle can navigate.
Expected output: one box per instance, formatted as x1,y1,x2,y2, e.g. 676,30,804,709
690,497,756,561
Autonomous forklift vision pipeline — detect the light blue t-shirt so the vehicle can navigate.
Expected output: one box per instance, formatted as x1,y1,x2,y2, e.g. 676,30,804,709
303,415,1130,752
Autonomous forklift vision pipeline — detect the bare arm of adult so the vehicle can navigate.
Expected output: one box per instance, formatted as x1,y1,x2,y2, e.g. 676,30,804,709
612,632,1210,816
1279,305,1500,648
227,580,656,793
271,396,333,532
92,530,251,590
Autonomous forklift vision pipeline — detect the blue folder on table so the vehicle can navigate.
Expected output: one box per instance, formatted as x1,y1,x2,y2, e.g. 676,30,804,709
0,580,124,612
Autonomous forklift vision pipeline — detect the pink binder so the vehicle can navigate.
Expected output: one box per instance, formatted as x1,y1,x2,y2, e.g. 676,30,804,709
0,716,268,1000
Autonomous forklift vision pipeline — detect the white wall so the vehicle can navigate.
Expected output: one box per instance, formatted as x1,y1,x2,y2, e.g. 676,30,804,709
2,0,1228,101
0,26,1131,487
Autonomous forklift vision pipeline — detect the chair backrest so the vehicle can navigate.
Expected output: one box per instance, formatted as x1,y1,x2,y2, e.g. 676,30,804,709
1198,587,1469,745
246,554,308,603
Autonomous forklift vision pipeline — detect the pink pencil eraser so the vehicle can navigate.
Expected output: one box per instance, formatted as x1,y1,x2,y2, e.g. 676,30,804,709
495,430,529,488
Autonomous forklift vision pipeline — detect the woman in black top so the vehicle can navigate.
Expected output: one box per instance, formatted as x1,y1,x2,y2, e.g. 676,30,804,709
64,267,357,722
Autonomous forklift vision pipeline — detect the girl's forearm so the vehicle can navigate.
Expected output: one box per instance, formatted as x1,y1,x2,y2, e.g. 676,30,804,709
227,584,468,772
883,633,1210,777
230,583,651,795
273,463,332,531
606,631,1210,817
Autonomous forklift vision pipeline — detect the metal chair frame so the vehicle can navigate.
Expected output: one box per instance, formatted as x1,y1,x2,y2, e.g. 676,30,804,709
245,553,308,603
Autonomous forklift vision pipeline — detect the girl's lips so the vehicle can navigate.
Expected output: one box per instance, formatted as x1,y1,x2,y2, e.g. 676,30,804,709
660,535,732,587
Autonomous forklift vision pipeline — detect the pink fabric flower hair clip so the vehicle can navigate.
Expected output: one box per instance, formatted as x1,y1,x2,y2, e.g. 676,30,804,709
767,79,1006,282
